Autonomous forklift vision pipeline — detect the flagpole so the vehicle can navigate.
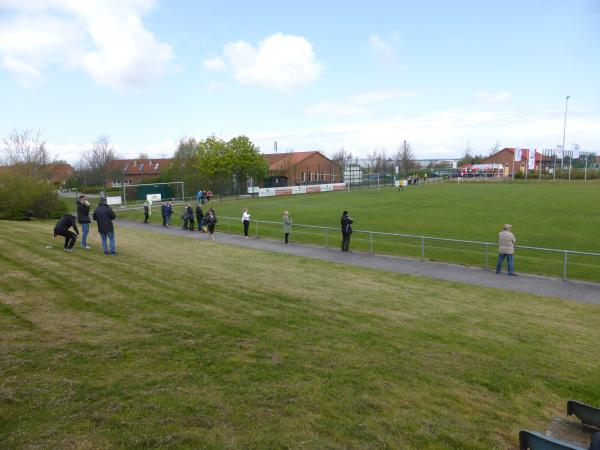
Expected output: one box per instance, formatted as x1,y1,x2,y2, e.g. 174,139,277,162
538,150,543,183
584,153,588,182
568,150,572,181
525,150,528,182
553,150,556,181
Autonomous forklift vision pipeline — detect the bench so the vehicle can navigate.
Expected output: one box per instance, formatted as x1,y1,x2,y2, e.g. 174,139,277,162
568,400,600,429
519,430,586,450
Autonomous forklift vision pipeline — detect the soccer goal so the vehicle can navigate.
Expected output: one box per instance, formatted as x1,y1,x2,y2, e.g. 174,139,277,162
122,181,185,206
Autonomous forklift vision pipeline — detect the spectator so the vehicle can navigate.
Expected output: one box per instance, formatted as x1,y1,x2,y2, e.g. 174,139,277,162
207,190,213,202
205,207,217,240
341,210,353,252
93,198,117,255
76,195,91,249
242,208,250,238
165,202,173,227
182,204,190,230
195,203,204,232
160,202,167,227
196,190,204,204
186,204,195,231
282,211,292,244
496,224,517,276
143,202,149,224
53,213,79,252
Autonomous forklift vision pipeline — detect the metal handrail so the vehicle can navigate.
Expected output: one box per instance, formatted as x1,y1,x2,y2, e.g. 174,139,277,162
214,216,600,281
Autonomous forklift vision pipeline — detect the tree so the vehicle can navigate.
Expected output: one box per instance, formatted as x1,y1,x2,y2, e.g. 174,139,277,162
489,141,501,156
165,137,202,193
79,135,119,186
330,147,353,168
1,128,53,178
226,135,267,193
397,140,416,176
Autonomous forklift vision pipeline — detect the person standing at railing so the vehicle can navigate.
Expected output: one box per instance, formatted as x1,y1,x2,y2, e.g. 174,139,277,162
195,203,204,232
496,224,517,276
206,207,217,240
282,211,292,244
341,210,353,252
242,208,250,238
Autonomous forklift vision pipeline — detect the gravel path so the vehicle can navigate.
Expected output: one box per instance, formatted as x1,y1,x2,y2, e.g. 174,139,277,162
118,220,600,304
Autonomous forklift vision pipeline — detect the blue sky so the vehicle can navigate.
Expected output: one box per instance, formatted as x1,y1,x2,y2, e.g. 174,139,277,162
1,0,598,163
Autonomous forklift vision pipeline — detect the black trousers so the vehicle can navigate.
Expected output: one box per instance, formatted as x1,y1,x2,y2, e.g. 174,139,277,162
196,215,203,230
188,218,194,231
162,214,166,226
243,220,249,237
55,229,77,249
341,233,351,251
144,212,149,223
284,232,289,244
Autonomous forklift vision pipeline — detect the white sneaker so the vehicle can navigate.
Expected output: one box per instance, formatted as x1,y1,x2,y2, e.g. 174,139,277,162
83,245,91,249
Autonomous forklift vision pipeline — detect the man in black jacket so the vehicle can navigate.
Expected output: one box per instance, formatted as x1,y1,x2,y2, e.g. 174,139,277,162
160,203,167,227
76,195,91,249
54,214,79,252
93,198,117,255
195,203,204,232
340,210,353,252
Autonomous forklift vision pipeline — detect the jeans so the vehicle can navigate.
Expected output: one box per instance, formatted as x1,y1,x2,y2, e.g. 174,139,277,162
81,223,89,247
496,253,514,274
100,231,116,254
166,215,171,226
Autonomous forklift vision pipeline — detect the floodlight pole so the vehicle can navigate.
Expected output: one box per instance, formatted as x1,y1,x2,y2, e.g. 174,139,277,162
561,96,570,172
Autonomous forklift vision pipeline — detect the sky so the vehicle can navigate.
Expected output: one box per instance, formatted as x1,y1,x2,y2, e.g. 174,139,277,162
0,0,599,163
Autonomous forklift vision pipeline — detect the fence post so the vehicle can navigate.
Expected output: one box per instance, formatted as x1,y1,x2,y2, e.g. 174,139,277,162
370,232,373,254
421,237,425,259
325,227,328,249
484,243,488,270
255,220,259,238
563,251,568,281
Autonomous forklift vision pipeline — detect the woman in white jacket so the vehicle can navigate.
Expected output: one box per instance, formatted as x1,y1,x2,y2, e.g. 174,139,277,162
242,208,250,238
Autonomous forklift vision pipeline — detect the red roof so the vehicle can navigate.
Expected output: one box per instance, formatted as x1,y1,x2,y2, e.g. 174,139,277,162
108,158,173,175
263,151,332,170
491,148,551,162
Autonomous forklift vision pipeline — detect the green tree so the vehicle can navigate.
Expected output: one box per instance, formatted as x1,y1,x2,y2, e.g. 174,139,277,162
226,136,267,194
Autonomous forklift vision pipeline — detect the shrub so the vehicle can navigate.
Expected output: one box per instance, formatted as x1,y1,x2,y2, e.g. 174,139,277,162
0,172,68,220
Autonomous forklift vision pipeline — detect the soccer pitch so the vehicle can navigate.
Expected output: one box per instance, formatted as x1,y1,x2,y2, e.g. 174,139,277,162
1,221,599,449
120,181,600,281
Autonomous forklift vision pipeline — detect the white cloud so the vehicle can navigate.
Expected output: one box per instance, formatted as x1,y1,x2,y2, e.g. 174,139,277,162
249,109,600,159
202,56,227,71
475,90,512,103
2,55,42,85
214,33,322,91
369,32,400,64
306,89,415,117
0,0,172,90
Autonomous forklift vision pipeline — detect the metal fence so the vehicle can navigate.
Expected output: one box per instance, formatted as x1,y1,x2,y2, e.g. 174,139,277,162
215,217,600,282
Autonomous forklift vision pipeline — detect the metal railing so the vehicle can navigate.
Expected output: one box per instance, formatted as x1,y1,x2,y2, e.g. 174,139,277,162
214,217,600,282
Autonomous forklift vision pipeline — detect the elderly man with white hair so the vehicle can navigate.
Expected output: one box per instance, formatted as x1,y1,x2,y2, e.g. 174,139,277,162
496,224,517,276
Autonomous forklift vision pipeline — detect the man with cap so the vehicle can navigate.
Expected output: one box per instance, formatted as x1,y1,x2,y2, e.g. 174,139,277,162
93,198,117,255
340,210,353,252
496,224,517,276
53,213,79,252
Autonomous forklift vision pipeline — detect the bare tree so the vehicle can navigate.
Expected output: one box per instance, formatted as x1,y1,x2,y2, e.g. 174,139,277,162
398,140,416,176
489,141,501,156
330,147,353,168
1,128,53,178
367,150,378,168
80,135,119,186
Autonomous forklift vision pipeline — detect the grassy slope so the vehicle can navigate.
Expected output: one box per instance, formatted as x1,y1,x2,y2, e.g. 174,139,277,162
1,221,599,449
119,182,600,280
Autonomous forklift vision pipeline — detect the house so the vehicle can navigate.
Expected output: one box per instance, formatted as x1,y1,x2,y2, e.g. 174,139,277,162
262,151,341,186
106,158,173,187
482,148,550,175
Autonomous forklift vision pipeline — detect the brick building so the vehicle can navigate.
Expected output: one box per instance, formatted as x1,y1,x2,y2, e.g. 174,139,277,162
263,151,341,186
482,148,549,175
107,158,173,187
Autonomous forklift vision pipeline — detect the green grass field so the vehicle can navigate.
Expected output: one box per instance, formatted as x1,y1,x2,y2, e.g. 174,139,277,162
118,181,600,281
1,221,599,449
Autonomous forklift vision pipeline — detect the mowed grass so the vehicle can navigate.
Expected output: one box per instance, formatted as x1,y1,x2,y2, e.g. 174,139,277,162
119,181,600,281
1,221,599,449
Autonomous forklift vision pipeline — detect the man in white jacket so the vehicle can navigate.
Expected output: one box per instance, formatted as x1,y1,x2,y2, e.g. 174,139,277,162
496,224,517,276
